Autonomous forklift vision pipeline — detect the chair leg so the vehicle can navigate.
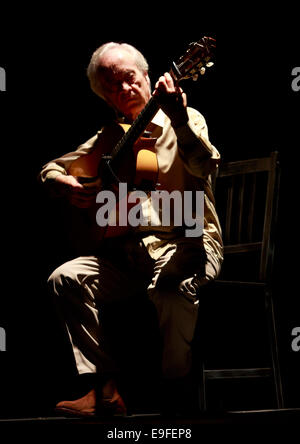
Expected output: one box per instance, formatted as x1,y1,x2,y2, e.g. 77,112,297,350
198,361,207,411
265,289,284,408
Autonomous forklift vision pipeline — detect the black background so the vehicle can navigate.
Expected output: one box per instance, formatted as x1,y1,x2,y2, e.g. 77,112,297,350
0,5,299,417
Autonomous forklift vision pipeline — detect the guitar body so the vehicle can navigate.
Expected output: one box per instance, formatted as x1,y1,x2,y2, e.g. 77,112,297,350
67,122,159,247
68,122,158,186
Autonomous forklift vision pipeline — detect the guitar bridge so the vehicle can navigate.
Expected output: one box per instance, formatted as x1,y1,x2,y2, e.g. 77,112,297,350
142,130,152,138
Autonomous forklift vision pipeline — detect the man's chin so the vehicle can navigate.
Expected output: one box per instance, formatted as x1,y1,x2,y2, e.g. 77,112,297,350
121,103,144,121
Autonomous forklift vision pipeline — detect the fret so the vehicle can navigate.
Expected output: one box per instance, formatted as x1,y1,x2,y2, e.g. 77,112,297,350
110,96,159,162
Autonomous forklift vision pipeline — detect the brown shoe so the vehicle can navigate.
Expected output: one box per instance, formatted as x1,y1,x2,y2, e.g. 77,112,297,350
98,378,127,416
55,389,96,417
54,379,127,417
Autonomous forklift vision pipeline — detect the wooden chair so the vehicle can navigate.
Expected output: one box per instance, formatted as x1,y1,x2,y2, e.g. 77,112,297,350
196,151,284,411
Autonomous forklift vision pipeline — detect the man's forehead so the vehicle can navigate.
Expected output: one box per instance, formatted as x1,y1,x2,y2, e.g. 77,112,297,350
100,48,136,71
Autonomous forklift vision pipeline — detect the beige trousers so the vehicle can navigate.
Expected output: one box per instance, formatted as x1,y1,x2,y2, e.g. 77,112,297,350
48,235,221,380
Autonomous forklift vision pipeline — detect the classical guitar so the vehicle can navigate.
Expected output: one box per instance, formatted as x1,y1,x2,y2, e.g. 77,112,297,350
67,37,216,246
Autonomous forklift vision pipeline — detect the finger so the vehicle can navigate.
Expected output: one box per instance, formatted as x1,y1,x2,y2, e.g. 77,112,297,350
164,72,175,89
58,175,84,189
155,75,168,91
160,73,176,92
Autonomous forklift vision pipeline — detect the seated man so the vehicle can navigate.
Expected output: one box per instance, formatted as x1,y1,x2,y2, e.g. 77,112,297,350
39,41,223,416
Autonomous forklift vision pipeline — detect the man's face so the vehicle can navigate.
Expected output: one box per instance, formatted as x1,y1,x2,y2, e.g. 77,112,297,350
98,49,151,122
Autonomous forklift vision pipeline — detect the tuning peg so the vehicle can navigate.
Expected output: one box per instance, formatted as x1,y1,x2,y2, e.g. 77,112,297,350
206,62,214,68
200,67,206,75
192,73,199,81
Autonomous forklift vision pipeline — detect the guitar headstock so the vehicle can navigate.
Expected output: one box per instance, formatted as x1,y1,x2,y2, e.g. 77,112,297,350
170,36,216,82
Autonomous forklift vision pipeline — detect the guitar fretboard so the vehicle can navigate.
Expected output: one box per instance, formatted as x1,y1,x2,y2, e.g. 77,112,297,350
109,96,160,163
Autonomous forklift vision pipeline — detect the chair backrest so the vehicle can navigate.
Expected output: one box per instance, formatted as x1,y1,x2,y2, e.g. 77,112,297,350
214,151,280,283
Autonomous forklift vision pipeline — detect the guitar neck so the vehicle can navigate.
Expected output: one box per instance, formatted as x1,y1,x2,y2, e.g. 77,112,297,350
107,36,216,165
110,96,160,162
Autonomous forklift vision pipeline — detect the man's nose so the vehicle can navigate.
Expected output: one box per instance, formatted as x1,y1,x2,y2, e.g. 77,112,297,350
120,81,132,93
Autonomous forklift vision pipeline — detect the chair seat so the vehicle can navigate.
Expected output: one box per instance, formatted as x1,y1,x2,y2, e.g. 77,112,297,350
204,368,273,379
214,280,267,288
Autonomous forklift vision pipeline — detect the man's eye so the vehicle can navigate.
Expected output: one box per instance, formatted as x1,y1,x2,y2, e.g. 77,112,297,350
107,82,119,92
107,74,136,93
126,73,135,83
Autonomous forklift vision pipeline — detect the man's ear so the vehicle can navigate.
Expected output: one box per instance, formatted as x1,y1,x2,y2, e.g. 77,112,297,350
144,72,151,87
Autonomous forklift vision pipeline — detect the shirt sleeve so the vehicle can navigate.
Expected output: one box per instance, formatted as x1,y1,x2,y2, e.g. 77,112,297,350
175,107,220,178
38,133,99,184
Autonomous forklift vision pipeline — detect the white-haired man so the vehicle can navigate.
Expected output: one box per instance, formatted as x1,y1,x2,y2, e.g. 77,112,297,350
39,42,223,416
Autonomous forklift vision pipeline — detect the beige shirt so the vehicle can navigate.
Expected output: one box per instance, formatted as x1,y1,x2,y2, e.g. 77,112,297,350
39,107,223,263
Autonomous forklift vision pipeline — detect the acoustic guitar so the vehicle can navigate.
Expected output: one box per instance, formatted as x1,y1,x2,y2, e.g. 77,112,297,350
66,37,216,247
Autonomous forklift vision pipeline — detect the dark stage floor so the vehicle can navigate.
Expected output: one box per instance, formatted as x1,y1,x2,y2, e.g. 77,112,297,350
0,408,299,425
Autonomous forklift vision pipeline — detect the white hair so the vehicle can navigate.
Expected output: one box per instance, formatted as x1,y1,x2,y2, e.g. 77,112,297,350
87,42,149,99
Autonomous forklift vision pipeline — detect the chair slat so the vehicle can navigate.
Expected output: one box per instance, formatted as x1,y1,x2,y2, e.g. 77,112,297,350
224,242,262,254
219,156,272,177
224,177,234,243
247,173,257,242
237,174,245,243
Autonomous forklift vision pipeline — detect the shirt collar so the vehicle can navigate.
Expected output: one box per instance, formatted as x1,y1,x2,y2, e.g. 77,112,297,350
150,109,165,128
117,108,165,128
